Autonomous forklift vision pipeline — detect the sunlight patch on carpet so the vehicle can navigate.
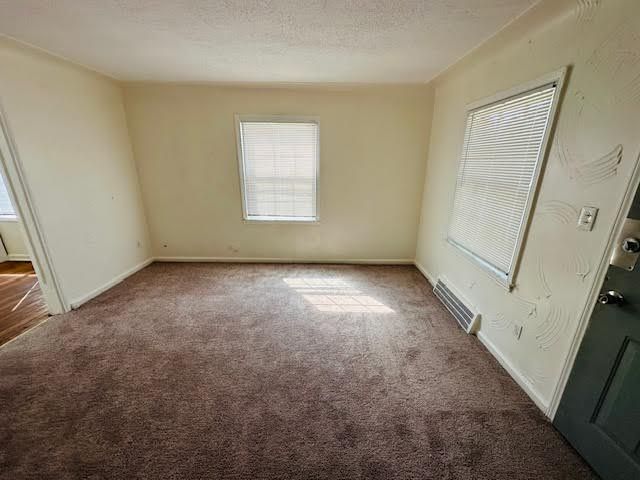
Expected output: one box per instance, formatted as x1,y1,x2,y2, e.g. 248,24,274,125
283,277,394,313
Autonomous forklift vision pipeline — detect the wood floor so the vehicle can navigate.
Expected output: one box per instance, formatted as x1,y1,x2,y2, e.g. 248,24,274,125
0,261,49,346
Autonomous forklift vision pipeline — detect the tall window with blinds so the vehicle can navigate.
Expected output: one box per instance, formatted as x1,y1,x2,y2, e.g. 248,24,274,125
0,173,16,219
236,117,319,222
448,77,561,287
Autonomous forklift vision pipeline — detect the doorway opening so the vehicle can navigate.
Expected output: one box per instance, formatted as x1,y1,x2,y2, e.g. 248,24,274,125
0,103,67,346
0,260,48,345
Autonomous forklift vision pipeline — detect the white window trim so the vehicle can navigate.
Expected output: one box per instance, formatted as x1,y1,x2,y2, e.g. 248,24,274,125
447,67,568,290
234,114,321,224
0,168,17,221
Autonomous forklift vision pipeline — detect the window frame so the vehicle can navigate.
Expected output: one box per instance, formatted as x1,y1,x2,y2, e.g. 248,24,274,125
234,114,321,224
447,67,567,290
0,169,17,222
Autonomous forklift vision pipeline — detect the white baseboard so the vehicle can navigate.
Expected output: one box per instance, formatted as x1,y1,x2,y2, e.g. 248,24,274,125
476,331,549,413
70,257,153,309
8,253,30,261
153,256,415,265
413,260,436,286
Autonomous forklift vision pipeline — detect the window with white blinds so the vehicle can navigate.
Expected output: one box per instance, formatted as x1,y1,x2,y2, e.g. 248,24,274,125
237,117,319,222
0,173,16,218
448,80,560,286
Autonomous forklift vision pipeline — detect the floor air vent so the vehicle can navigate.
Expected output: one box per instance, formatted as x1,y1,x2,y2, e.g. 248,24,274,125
433,277,480,334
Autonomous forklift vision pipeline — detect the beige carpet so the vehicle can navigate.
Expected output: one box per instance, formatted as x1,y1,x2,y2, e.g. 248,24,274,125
0,263,595,479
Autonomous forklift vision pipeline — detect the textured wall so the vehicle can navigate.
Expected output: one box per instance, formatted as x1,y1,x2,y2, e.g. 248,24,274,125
124,84,433,261
415,0,640,410
0,38,151,305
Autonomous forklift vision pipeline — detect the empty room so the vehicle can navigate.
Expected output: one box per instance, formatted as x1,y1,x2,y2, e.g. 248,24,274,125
0,0,638,478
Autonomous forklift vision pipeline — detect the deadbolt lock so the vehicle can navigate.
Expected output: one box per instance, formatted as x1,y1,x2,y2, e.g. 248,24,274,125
622,237,640,253
610,218,640,271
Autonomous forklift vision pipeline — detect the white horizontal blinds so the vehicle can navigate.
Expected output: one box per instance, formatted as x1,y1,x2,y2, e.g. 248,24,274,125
0,174,15,216
240,121,318,220
448,84,557,276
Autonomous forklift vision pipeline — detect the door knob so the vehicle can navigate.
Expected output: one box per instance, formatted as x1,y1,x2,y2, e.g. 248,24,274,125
598,290,624,305
622,237,640,253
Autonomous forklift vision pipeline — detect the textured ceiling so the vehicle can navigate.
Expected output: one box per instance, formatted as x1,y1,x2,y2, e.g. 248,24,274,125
0,0,537,83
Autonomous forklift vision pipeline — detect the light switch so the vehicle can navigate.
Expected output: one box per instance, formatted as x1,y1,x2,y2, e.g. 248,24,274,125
577,206,598,231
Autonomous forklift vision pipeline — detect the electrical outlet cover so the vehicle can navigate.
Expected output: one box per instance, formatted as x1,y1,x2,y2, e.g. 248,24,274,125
513,324,523,340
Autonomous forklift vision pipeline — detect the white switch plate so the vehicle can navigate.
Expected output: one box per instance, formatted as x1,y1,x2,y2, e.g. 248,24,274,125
577,206,598,231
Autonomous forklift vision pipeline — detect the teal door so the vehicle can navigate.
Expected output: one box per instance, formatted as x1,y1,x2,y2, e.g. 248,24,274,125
554,188,640,480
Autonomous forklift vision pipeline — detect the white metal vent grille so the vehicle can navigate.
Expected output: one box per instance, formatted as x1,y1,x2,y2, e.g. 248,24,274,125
433,277,480,334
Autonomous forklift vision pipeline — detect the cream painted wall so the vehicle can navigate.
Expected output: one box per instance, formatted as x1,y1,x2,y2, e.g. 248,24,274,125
0,220,28,257
415,0,640,410
0,38,151,306
124,85,432,261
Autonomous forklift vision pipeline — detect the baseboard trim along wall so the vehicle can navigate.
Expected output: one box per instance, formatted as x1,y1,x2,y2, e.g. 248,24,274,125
413,260,437,286
69,257,153,309
413,260,550,415
153,256,415,265
476,331,549,413
8,254,30,261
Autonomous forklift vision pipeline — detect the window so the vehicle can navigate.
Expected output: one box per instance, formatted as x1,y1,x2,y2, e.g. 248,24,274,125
447,70,564,288
0,172,16,219
236,116,319,222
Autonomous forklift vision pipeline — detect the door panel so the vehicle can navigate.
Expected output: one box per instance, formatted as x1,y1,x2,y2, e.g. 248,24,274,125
554,187,640,480
592,337,640,456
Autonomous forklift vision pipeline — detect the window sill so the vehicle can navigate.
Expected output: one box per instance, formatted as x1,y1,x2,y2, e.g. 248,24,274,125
447,237,514,291
0,215,18,223
243,216,320,225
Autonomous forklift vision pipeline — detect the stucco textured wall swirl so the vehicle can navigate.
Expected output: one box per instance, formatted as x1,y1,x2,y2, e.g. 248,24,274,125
416,0,640,409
